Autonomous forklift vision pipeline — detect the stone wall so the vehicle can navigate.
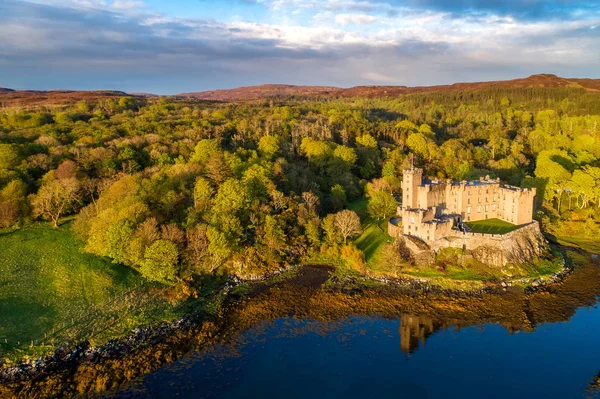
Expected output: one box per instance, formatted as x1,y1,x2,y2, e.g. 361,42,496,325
402,221,548,267
388,220,403,238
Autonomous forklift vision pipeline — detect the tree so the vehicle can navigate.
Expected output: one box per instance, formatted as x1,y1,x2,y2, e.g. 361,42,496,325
206,152,232,184
334,210,362,244
140,239,179,283
302,191,320,214
321,214,340,245
570,170,595,209
368,190,397,224
340,243,366,273
356,134,378,148
193,177,214,210
207,226,231,269
406,133,428,159
185,224,209,270
30,173,80,227
261,215,287,255
333,145,358,166
0,144,19,171
258,135,280,159
366,178,392,197
0,179,28,227
190,139,220,165
212,178,249,216
330,184,347,212
105,219,135,264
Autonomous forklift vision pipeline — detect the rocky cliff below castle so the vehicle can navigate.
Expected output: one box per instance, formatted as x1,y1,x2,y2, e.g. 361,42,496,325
399,222,550,268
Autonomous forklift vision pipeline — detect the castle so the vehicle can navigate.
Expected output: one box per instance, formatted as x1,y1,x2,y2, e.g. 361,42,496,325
397,168,536,244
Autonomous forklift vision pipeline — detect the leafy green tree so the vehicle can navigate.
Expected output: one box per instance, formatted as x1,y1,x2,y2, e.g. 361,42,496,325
0,179,28,227
333,145,358,166
0,144,19,174
321,214,340,246
190,139,220,165
207,227,231,268
329,184,347,212
368,190,397,223
258,135,280,159
356,134,378,148
105,219,135,264
193,177,214,210
406,133,428,160
261,215,287,255
212,179,249,216
140,240,179,283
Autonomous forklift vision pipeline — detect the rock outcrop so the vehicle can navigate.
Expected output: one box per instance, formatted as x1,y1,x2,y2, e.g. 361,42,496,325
401,222,549,268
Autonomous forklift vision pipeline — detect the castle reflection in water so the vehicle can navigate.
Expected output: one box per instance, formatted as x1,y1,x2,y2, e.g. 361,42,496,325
399,315,441,353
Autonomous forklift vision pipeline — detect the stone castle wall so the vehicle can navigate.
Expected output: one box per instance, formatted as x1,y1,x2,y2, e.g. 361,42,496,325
396,221,548,267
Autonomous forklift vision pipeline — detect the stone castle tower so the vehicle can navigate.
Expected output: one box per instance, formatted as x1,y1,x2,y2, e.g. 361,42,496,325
401,167,422,210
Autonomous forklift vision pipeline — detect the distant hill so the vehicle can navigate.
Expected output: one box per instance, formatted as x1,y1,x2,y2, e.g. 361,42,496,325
2,74,600,107
179,84,339,101
178,74,600,101
0,89,135,108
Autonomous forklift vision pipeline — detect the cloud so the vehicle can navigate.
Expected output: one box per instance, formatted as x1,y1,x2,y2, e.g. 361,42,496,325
0,0,599,93
260,0,600,21
334,13,377,25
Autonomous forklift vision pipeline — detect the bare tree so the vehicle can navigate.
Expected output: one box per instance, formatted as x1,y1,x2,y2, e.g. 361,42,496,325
31,178,80,227
334,209,362,244
302,191,320,214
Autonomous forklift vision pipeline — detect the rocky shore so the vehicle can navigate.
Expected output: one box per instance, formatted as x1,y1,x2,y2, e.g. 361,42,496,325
0,250,579,392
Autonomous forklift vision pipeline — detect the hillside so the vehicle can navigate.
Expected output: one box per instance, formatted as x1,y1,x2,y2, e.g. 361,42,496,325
178,74,600,101
0,89,138,108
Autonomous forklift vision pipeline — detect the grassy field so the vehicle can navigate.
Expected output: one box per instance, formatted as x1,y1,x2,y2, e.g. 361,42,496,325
349,198,394,268
554,235,600,254
466,218,521,235
0,223,178,361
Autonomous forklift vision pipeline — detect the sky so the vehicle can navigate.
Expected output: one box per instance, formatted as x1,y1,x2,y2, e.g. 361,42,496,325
1,0,599,94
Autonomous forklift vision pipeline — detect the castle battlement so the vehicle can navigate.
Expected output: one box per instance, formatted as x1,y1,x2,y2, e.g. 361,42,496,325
398,168,536,244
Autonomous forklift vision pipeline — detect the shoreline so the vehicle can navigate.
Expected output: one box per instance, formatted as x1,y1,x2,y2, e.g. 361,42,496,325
0,248,580,389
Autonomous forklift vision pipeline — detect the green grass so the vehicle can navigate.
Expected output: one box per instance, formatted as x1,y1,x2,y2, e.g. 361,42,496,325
0,223,177,361
466,218,521,235
349,198,394,268
554,235,600,254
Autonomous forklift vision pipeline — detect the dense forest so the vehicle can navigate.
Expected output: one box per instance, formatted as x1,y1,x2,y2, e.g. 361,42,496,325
1,87,599,285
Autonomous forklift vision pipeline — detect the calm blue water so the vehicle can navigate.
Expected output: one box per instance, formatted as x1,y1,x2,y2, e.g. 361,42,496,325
114,303,600,399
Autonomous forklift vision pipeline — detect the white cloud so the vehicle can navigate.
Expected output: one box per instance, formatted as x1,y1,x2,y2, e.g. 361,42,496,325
334,13,377,25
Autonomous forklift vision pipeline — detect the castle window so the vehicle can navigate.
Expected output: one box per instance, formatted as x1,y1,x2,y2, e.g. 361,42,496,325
467,206,471,214
492,204,496,211
477,206,481,213
410,217,415,224
486,189,489,194
468,199,471,204
493,196,497,201
478,198,481,203
485,205,489,212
